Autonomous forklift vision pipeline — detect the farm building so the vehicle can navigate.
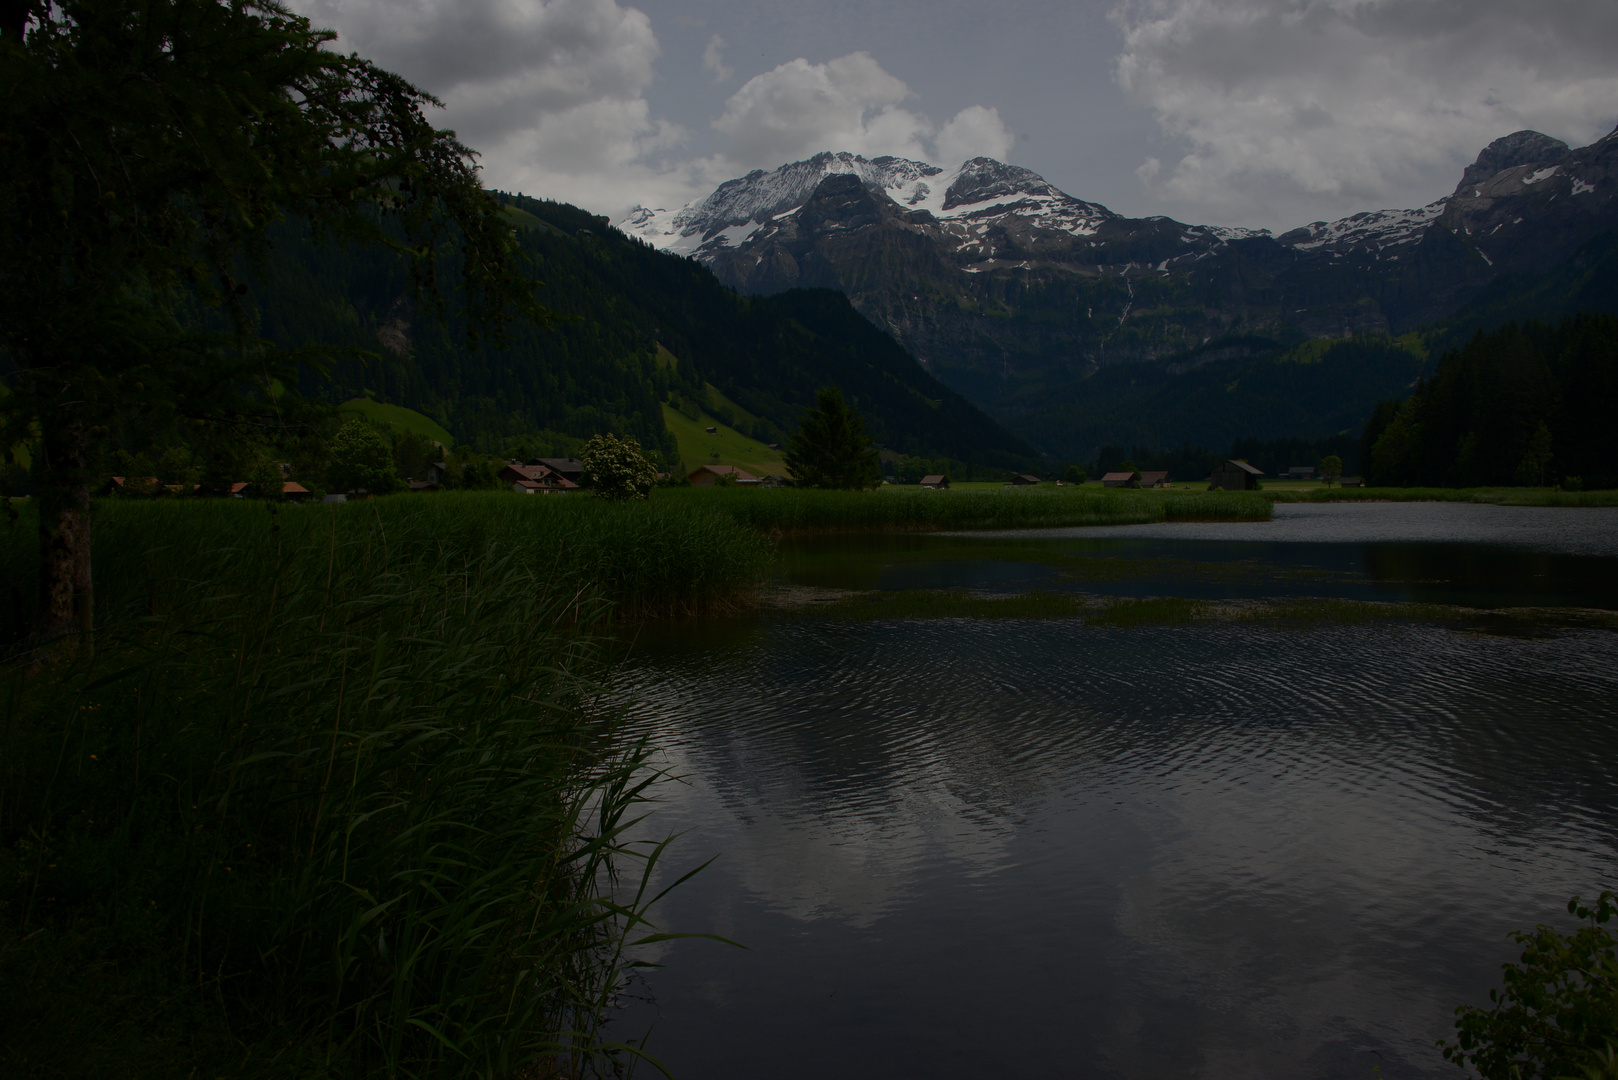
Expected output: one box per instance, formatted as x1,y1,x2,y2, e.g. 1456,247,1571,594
1101,471,1139,488
532,457,586,484
1009,473,1042,486
689,464,758,486
1137,471,1172,488
920,474,949,489
1209,459,1265,490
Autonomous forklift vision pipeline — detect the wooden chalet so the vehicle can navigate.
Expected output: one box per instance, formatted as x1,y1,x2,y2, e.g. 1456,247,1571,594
499,461,578,494
1101,471,1139,488
1009,473,1042,486
919,474,949,489
1137,471,1172,488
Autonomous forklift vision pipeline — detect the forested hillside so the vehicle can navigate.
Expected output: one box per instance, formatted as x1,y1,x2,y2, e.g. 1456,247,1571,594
1365,313,1618,488
247,195,1037,471
1001,335,1428,462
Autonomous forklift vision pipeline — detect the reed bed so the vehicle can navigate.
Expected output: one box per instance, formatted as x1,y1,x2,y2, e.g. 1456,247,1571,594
661,485,1270,533
0,498,756,1078
1,493,774,641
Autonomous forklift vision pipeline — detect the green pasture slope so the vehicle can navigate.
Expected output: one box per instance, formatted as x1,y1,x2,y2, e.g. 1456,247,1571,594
338,397,455,448
662,399,786,477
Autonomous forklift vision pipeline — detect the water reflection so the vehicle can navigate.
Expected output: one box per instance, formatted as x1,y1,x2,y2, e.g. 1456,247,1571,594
778,509,1618,609
611,617,1618,1079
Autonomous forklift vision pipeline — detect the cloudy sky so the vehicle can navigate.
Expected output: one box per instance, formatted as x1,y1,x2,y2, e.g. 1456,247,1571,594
295,0,1618,234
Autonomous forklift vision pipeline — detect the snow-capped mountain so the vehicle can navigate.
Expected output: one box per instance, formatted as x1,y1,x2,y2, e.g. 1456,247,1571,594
621,151,1259,273
615,127,1616,424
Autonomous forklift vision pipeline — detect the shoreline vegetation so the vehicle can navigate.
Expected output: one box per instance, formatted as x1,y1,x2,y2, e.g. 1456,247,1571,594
769,587,1618,629
1264,486,1618,507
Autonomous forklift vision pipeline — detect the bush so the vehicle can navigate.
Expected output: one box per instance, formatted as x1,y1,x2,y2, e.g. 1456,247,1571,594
1441,893,1618,1079
581,433,656,501
327,418,400,494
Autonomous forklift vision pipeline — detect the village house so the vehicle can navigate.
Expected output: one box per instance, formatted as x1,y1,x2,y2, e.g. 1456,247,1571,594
688,464,757,486
499,461,577,494
1209,459,1265,490
920,474,949,489
1009,473,1042,485
1137,471,1172,488
530,457,586,485
1101,470,1139,488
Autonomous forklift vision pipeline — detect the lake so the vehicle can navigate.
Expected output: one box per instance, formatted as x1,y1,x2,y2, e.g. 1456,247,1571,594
610,502,1618,1079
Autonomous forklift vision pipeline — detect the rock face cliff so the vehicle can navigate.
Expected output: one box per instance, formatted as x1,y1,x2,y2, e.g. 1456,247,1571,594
621,129,1618,432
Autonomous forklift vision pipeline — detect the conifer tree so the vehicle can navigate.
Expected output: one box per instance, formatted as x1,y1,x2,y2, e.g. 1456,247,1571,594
785,387,882,490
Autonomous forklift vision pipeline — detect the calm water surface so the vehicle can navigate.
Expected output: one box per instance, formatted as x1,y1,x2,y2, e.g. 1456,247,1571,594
610,503,1618,1079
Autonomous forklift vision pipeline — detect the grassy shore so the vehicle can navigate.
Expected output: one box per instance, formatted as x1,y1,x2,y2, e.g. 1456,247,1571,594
664,484,1271,532
786,588,1618,629
1266,486,1618,507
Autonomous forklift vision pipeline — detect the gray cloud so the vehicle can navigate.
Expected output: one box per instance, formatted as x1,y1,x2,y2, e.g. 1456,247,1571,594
296,0,688,211
702,33,733,83
1114,0,1618,227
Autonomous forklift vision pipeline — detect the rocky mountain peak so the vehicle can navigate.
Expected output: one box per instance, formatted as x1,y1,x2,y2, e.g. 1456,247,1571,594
1458,130,1570,190
943,157,1060,210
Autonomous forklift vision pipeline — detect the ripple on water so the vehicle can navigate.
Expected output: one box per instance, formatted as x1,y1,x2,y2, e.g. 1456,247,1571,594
611,617,1618,1079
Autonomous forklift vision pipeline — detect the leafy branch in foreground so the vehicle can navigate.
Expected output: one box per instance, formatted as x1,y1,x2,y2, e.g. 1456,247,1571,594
0,0,547,645
1442,892,1618,1079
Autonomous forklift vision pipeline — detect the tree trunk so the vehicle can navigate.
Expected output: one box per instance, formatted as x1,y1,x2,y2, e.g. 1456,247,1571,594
37,412,94,652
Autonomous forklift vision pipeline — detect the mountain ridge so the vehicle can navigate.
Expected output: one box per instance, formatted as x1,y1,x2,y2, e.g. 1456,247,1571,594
618,126,1618,458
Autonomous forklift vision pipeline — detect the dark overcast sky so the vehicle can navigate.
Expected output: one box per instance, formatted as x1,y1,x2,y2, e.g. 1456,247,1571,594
296,0,1618,233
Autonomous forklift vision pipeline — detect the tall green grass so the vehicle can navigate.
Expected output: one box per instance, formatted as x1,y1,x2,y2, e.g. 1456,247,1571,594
1,493,774,640
660,485,1270,532
1,496,758,1078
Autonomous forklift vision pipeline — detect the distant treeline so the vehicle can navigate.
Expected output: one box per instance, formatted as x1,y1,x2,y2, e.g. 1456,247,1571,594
1363,313,1618,489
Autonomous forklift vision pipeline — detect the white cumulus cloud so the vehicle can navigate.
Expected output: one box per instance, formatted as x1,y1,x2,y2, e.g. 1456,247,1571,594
709,52,1016,175
1112,0,1618,227
933,105,1017,167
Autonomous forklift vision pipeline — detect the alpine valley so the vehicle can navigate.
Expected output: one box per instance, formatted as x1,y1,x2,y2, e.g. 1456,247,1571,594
620,127,1618,461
